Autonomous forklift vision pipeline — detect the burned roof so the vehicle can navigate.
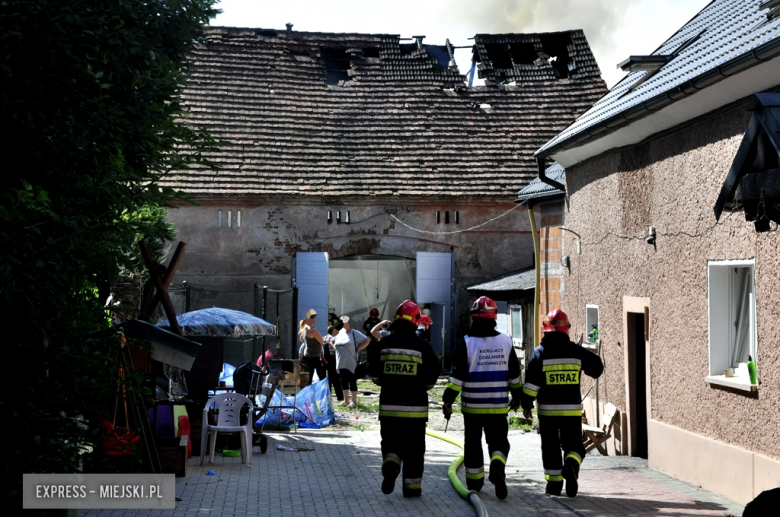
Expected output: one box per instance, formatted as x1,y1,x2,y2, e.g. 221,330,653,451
536,0,780,162
473,31,602,84
516,162,565,203
164,27,606,197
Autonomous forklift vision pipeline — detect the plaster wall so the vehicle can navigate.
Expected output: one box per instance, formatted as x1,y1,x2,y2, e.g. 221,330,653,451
562,102,780,464
165,196,534,328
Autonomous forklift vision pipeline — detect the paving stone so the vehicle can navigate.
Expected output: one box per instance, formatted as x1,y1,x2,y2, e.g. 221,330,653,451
81,428,745,517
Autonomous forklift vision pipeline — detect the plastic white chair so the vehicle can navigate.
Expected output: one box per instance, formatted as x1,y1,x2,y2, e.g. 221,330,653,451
199,392,254,465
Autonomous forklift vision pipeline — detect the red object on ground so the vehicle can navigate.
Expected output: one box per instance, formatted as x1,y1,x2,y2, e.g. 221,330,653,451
177,415,192,458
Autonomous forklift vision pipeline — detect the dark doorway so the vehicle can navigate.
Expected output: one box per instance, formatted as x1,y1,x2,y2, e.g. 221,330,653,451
628,312,648,458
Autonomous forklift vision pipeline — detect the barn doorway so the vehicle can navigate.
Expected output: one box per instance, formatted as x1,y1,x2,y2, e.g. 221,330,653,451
328,255,416,335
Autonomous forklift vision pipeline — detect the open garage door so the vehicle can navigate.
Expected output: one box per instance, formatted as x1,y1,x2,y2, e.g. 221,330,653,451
416,252,454,361
292,252,329,332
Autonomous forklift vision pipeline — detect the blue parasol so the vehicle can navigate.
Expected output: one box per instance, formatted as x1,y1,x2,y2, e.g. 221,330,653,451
157,307,276,337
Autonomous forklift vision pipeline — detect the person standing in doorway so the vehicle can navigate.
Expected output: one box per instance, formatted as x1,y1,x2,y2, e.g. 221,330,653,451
299,309,326,386
368,300,439,497
521,309,603,497
442,296,522,500
332,315,370,407
323,325,343,401
364,307,382,338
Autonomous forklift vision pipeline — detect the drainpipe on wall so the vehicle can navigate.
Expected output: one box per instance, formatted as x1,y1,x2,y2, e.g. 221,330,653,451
536,155,565,192
528,204,541,348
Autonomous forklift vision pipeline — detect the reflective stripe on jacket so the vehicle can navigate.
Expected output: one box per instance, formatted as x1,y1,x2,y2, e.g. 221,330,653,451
367,329,440,420
520,332,603,415
443,331,522,415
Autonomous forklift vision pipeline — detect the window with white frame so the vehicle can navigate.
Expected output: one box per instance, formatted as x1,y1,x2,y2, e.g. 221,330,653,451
509,305,523,346
585,304,599,345
707,260,757,386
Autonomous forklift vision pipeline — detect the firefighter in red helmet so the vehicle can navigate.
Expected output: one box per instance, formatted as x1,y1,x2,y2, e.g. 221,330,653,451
416,314,432,342
521,308,603,497
364,307,382,338
368,300,439,497
442,296,523,500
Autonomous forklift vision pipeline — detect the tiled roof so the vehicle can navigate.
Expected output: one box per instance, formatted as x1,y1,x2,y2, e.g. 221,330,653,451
164,27,606,197
516,163,565,202
466,266,535,292
537,0,780,158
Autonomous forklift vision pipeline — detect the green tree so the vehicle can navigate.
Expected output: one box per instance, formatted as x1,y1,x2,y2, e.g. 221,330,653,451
0,0,219,506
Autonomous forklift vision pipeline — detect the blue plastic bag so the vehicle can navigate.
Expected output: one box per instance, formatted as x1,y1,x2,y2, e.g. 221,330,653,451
293,377,335,428
219,362,236,386
254,378,334,428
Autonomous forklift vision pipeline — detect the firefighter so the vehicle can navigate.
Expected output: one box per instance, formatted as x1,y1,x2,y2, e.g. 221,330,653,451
520,308,603,497
416,314,432,342
442,296,522,500
363,307,382,338
368,300,439,497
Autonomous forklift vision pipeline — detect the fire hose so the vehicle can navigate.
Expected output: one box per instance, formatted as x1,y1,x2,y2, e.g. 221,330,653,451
425,428,489,517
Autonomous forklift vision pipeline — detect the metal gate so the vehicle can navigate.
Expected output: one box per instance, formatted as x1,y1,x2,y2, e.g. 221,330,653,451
416,252,455,364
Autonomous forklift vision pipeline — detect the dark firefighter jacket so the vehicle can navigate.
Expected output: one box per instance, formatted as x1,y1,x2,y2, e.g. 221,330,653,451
442,327,523,415
368,326,439,420
520,332,603,417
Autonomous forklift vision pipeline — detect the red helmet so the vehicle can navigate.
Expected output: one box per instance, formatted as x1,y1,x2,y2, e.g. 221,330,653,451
542,308,570,335
470,296,498,319
370,308,379,317
419,314,432,329
395,300,421,323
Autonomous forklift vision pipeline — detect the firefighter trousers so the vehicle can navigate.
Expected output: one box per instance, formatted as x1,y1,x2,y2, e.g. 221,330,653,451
539,416,585,486
380,418,426,496
463,414,510,491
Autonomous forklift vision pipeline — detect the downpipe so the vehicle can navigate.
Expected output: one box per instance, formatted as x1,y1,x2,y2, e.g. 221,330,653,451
426,428,489,517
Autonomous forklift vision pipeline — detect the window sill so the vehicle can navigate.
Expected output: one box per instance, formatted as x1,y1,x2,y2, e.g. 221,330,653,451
582,342,598,350
705,375,757,392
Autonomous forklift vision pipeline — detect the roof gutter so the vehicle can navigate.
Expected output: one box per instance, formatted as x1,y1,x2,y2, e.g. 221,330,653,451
535,36,780,161
535,155,565,191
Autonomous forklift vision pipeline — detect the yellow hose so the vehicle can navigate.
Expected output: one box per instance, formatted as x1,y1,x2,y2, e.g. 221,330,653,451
426,428,489,516
426,428,469,498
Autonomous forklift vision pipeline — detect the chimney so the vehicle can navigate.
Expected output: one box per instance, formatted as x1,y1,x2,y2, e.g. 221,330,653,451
286,23,293,37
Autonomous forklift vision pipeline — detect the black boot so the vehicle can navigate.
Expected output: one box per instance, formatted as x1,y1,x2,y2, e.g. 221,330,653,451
562,459,579,498
488,459,507,500
402,479,422,498
466,477,484,492
381,460,400,494
545,481,563,496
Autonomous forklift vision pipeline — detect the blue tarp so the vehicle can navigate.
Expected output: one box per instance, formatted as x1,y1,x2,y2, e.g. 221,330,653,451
254,378,335,429
157,307,276,337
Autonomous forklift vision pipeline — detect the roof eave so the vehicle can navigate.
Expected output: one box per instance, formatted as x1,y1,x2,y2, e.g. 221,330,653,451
536,37,780,166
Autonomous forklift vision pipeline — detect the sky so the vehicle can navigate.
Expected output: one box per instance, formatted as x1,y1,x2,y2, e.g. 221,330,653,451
211,0,713,88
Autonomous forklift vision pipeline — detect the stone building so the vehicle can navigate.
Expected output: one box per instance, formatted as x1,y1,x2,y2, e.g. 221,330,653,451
533,0,780,503
161,25,606,360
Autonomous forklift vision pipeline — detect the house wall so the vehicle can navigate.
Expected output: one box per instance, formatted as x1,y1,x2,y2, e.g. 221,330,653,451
537,202,566,343
562,102,780,503
166,196,534,333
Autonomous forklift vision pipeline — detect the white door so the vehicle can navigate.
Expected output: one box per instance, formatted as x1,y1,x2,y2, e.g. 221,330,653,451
495,300,509,334
416,252,454,357
293,252,329,329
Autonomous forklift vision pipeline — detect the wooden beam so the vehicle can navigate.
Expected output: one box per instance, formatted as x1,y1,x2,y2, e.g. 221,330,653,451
147,242,187,318
736,168,780,201
139,241,181,335
713,115,760,220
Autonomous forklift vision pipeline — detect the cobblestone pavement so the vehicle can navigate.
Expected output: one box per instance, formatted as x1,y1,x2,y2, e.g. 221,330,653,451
81,425,745,517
